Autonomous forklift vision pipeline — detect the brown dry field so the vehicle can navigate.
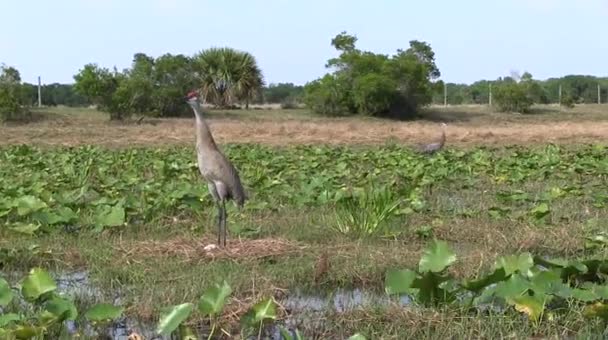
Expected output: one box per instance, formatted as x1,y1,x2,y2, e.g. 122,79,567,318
2,104,608,147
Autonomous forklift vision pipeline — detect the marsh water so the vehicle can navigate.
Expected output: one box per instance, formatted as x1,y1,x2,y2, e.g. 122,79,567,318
4,270,413,339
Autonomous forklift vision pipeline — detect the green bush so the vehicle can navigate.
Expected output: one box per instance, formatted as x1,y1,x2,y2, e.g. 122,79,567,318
304,32,440,118
493,82,533,113
561,94,576,108
0,64,30,122
303,74,352,115
352,74,396,115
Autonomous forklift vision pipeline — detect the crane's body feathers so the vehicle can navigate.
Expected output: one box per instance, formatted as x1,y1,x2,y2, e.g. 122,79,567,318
197,148,246,208
418,123,447,155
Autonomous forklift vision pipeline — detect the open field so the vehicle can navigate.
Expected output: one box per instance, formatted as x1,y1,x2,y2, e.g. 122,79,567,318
2,105,608,338
1,104,608,148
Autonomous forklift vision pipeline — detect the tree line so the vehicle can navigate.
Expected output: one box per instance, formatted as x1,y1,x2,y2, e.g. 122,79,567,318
1,31,607,122
435,73,608,108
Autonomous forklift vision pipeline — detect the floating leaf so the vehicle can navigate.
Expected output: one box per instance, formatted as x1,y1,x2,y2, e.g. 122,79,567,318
178,324,198,340
9,222,40,235
44,296,78,322
198,280,232,317
0,278,13,307
84,303,124,321
495,253,534,276
494,275,531,299
241,298,277,327
95,203,125,228
530,203,550,220
15,195,47,216
385,269,417,295
156,303,194,336
0,313,21,327
21,268,57,301
508,295,545,321
411,271,455,305
33,207,78,225
418,239,456,273
584,302,608,321
13,325,41,339
462,268,507,293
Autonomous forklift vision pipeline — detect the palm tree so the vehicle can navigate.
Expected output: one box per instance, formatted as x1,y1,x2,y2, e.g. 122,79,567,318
192,47,264,109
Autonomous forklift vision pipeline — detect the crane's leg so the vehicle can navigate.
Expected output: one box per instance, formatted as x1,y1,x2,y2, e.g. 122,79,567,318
215,200,223,247
220,199,227,247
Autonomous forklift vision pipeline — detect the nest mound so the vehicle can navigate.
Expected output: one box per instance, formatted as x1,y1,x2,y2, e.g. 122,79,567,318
119,236,304,262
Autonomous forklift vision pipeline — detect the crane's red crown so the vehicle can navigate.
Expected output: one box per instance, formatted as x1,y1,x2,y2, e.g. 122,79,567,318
186,90,199,99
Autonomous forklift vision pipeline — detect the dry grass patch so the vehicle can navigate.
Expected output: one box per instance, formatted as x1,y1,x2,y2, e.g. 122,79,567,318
116,236,306,263
3,105,608,147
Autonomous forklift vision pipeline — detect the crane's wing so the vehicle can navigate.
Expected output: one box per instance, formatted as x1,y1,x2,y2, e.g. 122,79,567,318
206,151,247,207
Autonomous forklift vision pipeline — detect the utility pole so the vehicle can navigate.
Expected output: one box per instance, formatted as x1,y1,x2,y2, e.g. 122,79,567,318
598,84,601,104
443,82,447,107
558,84,562,105
37,76,42,107
488,83,492,106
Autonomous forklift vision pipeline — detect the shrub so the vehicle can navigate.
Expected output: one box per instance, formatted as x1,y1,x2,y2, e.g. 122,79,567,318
0,65,30,122
352,74,396,115
303,75,352,115
493,82,533,113
304,32,440,119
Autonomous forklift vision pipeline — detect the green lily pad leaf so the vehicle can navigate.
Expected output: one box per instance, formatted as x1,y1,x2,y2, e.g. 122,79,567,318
45,296,78,321
0,278,13,307
494,275,531,299
95,203,125,228
198,280,232,317
462,268,507,293
21,268,57,301
156,303,194,336
15,195,47,216
418,239,456,273
241,297,277,327
84,303,124,321
9,223,40,235
0,313,21,327
584,302,608,321
508,295,545,321
13,325,41,339
530,203,550,220
495,253,534,276
385,269,417,295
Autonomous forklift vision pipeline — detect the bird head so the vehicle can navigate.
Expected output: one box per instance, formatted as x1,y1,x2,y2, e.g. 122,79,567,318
440,122,447,128
184,90,200,105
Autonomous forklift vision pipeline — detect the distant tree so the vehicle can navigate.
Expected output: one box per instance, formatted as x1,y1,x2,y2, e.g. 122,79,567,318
122,53,156,114
0,64,30,122
304,31,441,118
73,63,128,120
192,47,264,109
262,83,304,104
352,73,396,115
152,53,197,116
303,74,352,115
492,73,538,113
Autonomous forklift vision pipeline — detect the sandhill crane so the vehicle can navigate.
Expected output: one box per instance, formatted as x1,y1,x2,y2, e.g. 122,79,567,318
185,90,246,248
419,122,447,154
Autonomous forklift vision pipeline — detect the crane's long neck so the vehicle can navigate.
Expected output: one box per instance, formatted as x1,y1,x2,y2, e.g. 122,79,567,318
438,128,446,146
190,101,218,151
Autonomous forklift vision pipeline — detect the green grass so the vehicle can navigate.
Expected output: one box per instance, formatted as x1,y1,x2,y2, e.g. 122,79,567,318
2,143,608,337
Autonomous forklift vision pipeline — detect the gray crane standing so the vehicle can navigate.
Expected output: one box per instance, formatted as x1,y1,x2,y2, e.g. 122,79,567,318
419,122,447,154
185,90,246,248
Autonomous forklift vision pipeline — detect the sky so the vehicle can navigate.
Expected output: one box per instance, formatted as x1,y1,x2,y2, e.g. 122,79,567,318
1,0,606,85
